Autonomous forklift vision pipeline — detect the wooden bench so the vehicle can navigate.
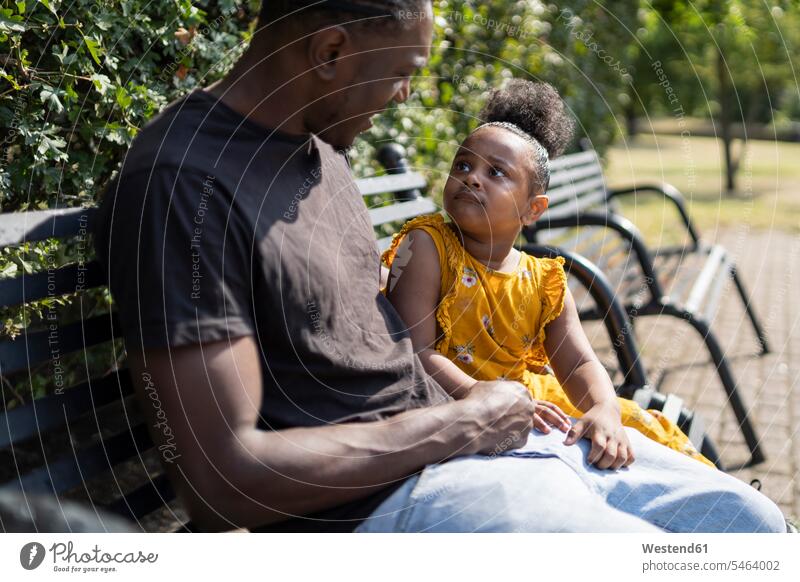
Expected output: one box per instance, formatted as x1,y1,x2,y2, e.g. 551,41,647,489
0,147,723,532
524,148,769,469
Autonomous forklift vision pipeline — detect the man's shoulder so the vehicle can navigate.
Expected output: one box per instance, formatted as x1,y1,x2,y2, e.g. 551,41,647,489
121,91,225,175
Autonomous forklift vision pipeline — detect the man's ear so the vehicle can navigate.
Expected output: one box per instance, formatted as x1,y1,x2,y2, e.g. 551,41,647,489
307,26,351,81
521,195,549,226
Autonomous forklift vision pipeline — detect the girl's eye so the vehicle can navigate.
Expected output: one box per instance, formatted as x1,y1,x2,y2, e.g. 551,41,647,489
455,160,470,172
490,166,507,177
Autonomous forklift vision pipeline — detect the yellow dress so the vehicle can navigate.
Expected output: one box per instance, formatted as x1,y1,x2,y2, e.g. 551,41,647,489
383,214,714,468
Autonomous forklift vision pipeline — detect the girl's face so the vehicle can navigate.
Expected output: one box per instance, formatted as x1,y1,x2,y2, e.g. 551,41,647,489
443,126,548,242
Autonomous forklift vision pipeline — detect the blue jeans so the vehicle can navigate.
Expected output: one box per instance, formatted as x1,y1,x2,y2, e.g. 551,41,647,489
356,426,786,532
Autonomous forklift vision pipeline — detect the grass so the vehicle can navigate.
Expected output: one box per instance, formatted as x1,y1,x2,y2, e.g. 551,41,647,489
603,134,800,246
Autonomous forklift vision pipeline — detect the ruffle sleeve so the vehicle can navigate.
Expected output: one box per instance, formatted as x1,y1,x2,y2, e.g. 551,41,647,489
524,255,567,368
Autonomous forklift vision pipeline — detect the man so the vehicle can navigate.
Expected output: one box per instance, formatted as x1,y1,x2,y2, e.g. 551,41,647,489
95,0,786,533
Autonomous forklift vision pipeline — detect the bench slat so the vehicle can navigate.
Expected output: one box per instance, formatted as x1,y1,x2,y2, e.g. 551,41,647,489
369,198,438,228
355,172,428,197
542,188,608,220
106,473,177,522
0,313,119,376
547,160,603,189
684,245,727,314
0,261,105,309
703,252,734,323
0,208,96,248
6,422,153,495
0,370,134,449
545,176,607,208
548,150,599,172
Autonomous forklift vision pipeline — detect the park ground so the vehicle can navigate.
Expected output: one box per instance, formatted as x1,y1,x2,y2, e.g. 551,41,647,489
606,133,800,242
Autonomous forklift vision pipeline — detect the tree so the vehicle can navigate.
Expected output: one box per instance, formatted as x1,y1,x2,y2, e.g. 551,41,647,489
632,0,800,194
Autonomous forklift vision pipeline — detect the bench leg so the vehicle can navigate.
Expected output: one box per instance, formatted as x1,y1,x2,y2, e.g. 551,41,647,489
681,311,765,469
730,266,771,355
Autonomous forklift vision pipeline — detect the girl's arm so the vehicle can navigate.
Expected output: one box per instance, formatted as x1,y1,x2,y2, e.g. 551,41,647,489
385,230,478,399
543,288,618,412
543,288,634,469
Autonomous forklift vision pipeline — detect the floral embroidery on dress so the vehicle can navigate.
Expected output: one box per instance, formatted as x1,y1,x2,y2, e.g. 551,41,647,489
462,267,478,287
482,314,495,337
453,343,475,365
521,334,535,349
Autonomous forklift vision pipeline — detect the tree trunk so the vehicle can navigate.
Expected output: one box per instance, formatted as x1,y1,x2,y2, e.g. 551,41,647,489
717,48,736,194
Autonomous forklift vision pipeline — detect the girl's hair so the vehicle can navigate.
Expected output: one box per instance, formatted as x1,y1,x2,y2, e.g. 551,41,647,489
477,79,575,193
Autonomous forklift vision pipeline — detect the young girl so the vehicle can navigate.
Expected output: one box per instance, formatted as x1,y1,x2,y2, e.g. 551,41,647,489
383,79,713,470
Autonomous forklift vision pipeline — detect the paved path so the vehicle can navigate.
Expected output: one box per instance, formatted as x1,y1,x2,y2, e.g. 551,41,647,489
589,228,799,521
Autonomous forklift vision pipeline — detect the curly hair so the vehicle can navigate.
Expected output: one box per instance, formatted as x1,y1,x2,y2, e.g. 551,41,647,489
477,79,575,193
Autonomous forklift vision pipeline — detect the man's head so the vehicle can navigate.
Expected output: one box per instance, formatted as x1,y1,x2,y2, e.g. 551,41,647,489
253,0,434,149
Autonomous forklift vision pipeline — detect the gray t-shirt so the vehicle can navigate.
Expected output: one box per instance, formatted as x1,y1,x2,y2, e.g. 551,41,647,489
94,90,450,530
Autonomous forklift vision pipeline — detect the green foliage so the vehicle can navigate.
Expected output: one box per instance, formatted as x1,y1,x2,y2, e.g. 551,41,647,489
0,0,260,211
0,0,259,407
630,0,800,125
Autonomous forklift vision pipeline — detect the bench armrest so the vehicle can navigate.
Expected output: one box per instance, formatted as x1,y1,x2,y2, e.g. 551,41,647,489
522,243,649,393
607,183,701,246
526,212,666,302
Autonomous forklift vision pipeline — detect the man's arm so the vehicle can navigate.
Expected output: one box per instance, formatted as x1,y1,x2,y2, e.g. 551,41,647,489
129,336,534,531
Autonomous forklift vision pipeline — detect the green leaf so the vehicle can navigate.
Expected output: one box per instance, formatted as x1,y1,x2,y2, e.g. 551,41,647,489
0,13,26,33
90,73,111,95
1,262,18,277
115,86,132,109
36,133,67,159
39,0,57,15
0,69,21,90
82,34,103,66
39,86,64,114
15,1,26,14
17,258,33,275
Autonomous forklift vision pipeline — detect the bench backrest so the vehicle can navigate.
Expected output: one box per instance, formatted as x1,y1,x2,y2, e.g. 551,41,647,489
0,208,183,530
541,150,608,220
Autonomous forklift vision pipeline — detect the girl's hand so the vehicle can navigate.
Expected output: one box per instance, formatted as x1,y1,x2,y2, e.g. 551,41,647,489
532,399,572,434
563,401,635,470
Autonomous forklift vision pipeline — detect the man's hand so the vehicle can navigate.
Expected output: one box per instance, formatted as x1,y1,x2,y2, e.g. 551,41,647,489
458,380,535,455
563,401,634,470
